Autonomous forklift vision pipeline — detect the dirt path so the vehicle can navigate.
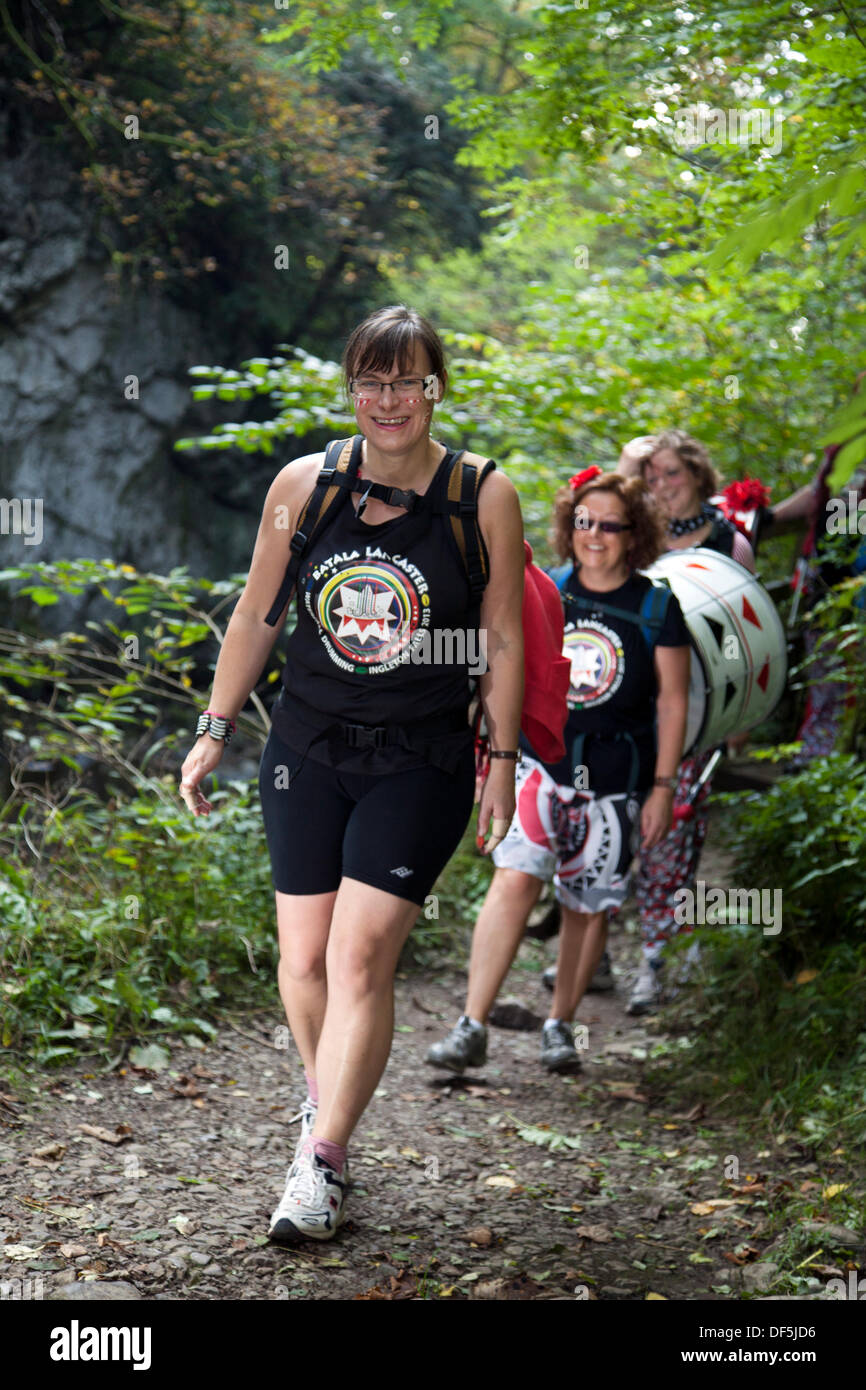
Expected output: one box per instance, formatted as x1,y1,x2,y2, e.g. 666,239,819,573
0,810,840,1302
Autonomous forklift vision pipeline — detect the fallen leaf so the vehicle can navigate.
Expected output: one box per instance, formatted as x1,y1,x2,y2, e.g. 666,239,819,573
823,1184,849,1199
646,1292,667,1299
78,1123,133,1146
59,1243,88,1258
575,1224,612,1243
168,1215,198,1236
690,1199,741,1215
128,1043,170,1071
32,1142,66,1160
605,1085,648,1103
170,1078,204,1099
795,969,819,985
722,1244,760,1265
400,1147,422,1159
485,1175,517,1189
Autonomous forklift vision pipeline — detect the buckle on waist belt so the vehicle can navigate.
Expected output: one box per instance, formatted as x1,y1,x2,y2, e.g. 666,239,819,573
340,722,389,749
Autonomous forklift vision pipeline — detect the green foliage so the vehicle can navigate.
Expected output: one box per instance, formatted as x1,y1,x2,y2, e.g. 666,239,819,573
648,753,866,1144
0,556,287,1061
0,778,277,1062
715,755,866,955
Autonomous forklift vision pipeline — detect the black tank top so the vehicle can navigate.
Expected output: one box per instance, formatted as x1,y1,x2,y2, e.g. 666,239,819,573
271,447,492,773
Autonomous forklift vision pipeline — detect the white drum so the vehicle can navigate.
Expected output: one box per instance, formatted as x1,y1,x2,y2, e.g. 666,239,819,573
642,548,787,753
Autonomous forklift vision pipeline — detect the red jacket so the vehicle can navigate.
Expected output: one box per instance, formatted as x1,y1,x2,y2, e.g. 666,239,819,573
521,541,570,763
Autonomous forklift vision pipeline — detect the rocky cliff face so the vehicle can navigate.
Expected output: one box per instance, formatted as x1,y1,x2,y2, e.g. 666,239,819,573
0,113,281,628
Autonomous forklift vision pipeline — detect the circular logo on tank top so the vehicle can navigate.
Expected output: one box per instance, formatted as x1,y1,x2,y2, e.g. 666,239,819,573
316,561,421,667
564,621,624,708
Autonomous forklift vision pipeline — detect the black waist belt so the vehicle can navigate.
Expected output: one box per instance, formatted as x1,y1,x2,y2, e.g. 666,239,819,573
275,686,469,750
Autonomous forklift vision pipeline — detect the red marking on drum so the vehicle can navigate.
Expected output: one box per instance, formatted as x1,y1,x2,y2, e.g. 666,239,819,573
677,573,755,723
684,563,713,570
757,657,770,693
741,596,762,628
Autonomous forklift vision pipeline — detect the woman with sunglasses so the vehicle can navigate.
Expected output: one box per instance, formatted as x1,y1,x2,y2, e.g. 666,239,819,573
426,468,690,1076
177,305,525,1242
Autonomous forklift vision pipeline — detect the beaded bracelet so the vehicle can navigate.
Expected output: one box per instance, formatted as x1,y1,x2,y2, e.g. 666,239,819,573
196,709,236,745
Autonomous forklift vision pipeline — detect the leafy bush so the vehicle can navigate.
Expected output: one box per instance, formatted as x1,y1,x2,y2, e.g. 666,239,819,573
1,777,278,1064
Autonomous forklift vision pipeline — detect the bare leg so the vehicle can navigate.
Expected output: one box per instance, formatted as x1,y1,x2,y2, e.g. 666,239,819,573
312,878,420,1148
464,868,545,1024
274,888,337,1079
549,908,607,1021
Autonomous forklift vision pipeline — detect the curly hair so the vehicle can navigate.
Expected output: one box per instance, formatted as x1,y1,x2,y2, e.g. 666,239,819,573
638,428,719,501
549,471,668,572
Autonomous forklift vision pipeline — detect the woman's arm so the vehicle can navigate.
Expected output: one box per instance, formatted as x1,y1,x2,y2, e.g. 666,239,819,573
178,453,321,816
616,435,658,479
475,468,526,853
732,530,756,574
767,482,815,532
641,643,690,851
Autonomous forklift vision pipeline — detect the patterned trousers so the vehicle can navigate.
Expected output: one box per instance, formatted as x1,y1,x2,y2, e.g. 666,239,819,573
633,747,717,963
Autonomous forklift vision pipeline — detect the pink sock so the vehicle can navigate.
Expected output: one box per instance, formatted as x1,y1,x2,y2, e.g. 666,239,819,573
305,1073,318,1104
312,1138,346,1174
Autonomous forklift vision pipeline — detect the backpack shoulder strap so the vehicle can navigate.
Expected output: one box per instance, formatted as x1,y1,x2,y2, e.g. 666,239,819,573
263,435,362,626
445,449,497,600
637,579,673,651
562,579,672,653
547,562,574,591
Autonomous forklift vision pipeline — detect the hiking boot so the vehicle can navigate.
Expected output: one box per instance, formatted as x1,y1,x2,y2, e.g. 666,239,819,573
540,1019,582,1073
425,1015,487,1073
542,949,615,994
588,949,615,992
268,1152,347,1244
626,959,663,1016
525,900,561,942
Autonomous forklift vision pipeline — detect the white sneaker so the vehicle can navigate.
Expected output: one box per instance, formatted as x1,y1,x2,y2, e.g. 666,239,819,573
286,1097,317,1178
626,959,663,1015
268,1151,348,1244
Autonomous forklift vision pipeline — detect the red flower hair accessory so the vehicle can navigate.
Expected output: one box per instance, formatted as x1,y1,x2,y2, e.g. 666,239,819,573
722,477,771,510
569,465,603,491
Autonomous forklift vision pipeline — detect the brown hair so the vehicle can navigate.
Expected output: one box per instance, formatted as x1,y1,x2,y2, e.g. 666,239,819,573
549,471,667,571
638,428,719,501
342,305,446,398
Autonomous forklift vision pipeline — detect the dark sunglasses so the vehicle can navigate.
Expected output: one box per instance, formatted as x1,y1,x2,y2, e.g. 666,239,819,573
574,516,634,534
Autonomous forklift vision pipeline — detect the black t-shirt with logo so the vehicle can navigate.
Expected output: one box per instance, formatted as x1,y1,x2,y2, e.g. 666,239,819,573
523,565,690,796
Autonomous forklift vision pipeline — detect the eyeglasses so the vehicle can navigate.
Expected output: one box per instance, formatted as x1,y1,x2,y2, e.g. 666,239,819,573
574,515,634,533
349,374,439,400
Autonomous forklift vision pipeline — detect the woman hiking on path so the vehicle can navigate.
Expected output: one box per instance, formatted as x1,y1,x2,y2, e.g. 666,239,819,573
616,431,756,1014
426,468,690,1077
177,305,525,1243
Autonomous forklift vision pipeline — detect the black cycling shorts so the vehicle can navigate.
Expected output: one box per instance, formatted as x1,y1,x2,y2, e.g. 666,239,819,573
257,725,476,905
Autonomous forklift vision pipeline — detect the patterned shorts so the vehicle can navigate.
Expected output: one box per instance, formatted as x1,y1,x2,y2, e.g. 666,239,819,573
492,755,643,914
